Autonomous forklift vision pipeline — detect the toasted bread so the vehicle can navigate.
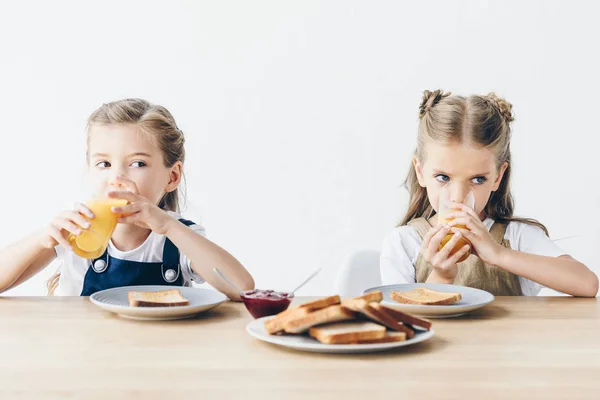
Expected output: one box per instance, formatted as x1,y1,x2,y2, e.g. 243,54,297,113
346,299,415,339
128,289,189,307
357,331,407,344
264,307,310,335
283,305,356,334
391,288,461,306
264,295,340,335
370,303,432,331
298,295,341,311
341,291,382,310
309,321,386,344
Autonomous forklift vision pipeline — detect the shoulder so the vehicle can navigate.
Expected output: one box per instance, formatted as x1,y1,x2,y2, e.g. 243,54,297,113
504,220,547,243
381,225,422,254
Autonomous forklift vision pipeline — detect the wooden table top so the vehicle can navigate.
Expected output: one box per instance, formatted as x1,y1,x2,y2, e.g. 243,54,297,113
0,295,598,399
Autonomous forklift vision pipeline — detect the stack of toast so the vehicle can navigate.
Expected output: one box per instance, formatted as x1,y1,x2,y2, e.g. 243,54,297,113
264,291,431,345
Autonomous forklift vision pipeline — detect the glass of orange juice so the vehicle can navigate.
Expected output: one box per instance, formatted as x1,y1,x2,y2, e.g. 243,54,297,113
437,186,475,263
67,198,128,259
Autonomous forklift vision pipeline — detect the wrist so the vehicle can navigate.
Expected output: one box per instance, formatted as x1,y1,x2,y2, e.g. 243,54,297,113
427,270,456,284
161,217,180,236
485,243,508,266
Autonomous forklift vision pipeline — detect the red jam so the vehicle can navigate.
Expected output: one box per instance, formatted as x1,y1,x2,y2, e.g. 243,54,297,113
241,289,293,319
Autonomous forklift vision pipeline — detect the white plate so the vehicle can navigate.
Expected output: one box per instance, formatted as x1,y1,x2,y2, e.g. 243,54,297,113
89,285,227,321
246,316,434,354
364,283,494,318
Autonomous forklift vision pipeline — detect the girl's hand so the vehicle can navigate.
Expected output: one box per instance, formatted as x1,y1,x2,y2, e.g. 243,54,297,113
107,177,173,235
420,223,471,282
41,204,95,250
444,202,503,264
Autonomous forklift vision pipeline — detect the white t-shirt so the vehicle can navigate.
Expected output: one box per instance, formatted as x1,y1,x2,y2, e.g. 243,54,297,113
54,211,206,296
380,218,567,296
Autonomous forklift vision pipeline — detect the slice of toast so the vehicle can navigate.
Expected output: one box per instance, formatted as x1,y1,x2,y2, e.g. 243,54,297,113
357,331,407,344
341,291,383,310
346,299,415,339
370,303,432,331
298,295,341,311
309,321,386,344
264,295,340,335
391,288,461,306
283,305,357,334
128,289,189,307
264,307,310,335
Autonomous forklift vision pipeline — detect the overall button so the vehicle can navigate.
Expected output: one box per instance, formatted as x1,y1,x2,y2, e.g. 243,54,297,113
164,269,177,282
93,259,107,273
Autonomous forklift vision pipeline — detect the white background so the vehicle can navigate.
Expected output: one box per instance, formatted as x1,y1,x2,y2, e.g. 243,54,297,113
1,0,598,296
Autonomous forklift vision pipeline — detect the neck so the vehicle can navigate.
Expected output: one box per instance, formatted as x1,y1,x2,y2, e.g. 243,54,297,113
111,224,151,252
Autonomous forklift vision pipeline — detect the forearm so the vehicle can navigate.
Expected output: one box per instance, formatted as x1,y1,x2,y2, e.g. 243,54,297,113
493,247,598,297
164,220,254,301
0,229,53,292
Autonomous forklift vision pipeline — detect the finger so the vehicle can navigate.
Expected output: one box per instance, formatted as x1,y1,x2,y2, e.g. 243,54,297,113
452,202,480,220
108,190,139,203
420,225,444,255
54,218,83,236
450,227,476,241
447,217,477,231
62,210,91,230
422,224,445,248
436,231,464,260
113,176,140,194
77,203,95,219
49,226,72,250
445,244,471,265
428,225,451,252
111,203,141,215
117,214,145,227
441,210,468,220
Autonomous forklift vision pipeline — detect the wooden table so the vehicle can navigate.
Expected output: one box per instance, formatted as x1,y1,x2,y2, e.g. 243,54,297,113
0,296,598,399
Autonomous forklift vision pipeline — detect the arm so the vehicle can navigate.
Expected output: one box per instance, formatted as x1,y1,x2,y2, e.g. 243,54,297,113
492,249,598,297
447,204,599,297
0,204,93,293
0,230,56,293
164,219,254,301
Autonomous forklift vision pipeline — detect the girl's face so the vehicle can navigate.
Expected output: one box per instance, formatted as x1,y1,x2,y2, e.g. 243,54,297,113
87,124,181,204
413,139,508,219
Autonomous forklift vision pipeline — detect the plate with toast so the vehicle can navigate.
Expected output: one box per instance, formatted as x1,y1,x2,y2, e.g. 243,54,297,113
246,292,434,354
90,285,228,320
364,283,494,318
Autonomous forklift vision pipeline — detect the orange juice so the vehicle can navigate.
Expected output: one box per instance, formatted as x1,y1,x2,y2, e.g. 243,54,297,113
437,212,471,263
68,198,128,259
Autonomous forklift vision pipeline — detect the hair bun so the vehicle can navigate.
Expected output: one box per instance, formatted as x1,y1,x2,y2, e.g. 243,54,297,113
418,89,450,119
485,93,514,123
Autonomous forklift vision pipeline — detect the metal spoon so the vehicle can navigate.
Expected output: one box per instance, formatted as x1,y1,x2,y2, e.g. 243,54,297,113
289,267,322,295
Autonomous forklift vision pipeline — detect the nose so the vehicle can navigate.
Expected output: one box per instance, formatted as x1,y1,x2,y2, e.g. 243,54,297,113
107,168,128,189
449,183,471,204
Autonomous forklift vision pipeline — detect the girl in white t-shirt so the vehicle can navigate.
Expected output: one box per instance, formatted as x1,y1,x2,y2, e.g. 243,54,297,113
381,90,598,296
0,98,254,300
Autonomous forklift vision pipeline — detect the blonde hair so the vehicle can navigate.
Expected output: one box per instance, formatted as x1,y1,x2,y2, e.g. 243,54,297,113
47,98,186,295
400,89,548,235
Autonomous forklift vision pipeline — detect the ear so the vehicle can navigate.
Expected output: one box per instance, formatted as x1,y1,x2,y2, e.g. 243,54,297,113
165,161,183,193
492,161,509,191
413,156,426,187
